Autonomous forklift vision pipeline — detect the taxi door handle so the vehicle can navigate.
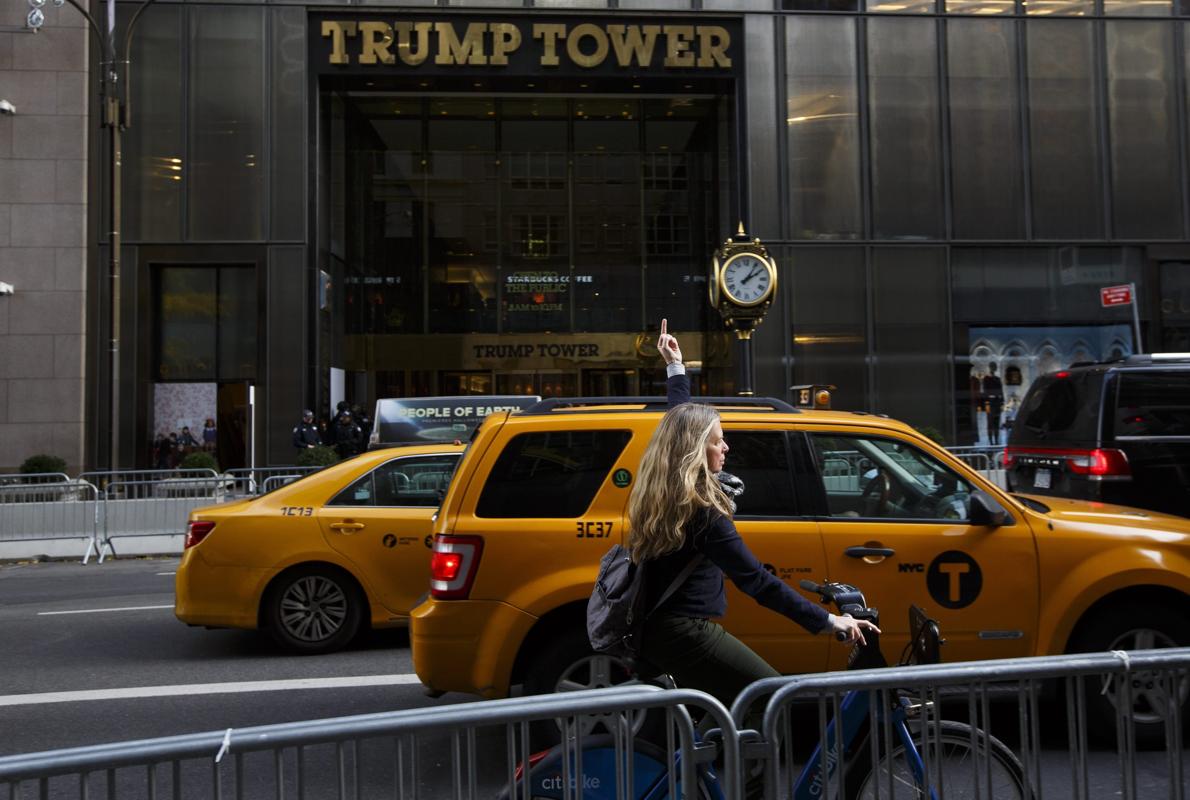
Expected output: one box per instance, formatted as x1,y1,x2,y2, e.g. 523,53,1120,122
845,546,895,559
329,522,365,534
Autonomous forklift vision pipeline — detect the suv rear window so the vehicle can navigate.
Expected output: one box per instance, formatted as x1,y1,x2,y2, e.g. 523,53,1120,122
476,430,632,518
1113,371,1190,437
1013,372,1103,445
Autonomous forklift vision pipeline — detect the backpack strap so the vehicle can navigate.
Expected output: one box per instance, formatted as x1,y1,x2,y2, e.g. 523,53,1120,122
644,554,704,619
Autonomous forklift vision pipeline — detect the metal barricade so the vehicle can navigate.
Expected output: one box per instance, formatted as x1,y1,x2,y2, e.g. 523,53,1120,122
946,445,1008,490
95,476,229,563
0,475,100,561
224,467,322,497
731,648,1189,800
0,685,741,800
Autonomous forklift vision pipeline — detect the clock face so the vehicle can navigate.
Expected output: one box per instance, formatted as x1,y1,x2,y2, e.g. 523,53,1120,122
721,253,773,306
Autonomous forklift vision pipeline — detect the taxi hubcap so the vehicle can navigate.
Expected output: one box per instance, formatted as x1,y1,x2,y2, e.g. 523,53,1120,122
1104,628,1188,724
280,576,348,643
555,654,644,737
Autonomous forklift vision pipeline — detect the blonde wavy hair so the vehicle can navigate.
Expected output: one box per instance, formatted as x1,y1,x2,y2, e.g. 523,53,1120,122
627,403,733,562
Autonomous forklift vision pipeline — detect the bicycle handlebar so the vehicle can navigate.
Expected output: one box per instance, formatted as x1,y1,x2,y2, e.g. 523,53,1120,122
798,580,870,641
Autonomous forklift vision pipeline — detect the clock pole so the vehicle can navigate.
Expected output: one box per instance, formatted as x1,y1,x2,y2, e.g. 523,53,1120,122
709,223,777,398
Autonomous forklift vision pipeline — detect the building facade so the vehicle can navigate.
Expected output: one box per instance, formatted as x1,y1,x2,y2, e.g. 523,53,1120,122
3,0,1190,471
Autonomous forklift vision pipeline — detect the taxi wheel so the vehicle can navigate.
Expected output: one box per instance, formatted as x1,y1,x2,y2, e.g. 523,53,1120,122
523,627,648,744
1069,605,1190,749
263,566,364,655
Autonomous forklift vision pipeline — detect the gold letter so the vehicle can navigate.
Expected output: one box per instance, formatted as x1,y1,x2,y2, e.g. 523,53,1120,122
435,22,489,66
566,23,609,68
358,22,394,65
663,25,695,68
533,23,567,67
607,24,659,67
394,21,433,66
321,21,357,65
489,22,522,66
696,26,731,68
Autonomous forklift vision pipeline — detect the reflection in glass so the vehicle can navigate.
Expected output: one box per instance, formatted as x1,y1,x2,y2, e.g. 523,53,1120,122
189,6,265,240
873,248,948,433
866,0,936,12
947,19,1025,239
124,4,182,241
1027,21,1103,238
868,19,942,239
785,17,861,240
217,267,256,381
1105,0,1171,14
787,247,868,412
1107,22,1181,238
158,268,216,381
1024,0,1092,14
945,0,1014,13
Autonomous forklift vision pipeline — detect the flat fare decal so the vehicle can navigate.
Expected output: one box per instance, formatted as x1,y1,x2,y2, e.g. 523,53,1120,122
320,21,732,71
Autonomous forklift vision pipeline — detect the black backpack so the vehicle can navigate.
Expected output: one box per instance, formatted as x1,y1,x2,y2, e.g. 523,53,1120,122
587,545,703,658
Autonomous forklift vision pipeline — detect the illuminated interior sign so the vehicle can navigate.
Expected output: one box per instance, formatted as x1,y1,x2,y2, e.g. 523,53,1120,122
311,15,741,76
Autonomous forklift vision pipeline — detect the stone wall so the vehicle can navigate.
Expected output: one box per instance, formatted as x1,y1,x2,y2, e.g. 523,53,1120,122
0,3,88,473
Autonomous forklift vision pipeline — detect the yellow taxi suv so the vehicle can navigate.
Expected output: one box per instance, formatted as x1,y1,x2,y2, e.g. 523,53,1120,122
410,394,1190,744
176,444,463,654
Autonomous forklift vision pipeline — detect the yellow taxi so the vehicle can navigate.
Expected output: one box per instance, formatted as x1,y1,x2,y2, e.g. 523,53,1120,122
410,395,1190,740
176,444,463,653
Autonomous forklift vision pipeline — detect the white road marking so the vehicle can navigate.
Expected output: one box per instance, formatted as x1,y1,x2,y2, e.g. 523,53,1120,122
156,571,176,576
0,675,423,707
38,604,174,616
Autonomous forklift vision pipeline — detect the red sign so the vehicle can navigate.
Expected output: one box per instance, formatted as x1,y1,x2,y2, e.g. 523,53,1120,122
1100,284,1133,307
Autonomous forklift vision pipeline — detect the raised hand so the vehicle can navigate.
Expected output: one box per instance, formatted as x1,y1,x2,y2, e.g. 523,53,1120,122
657,318,683,366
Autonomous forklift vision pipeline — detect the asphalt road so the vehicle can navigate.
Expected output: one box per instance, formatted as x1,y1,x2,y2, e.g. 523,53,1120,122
0,558,1185,799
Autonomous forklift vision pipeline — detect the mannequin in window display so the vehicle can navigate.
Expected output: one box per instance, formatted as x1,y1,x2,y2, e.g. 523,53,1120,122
981,363,1005,446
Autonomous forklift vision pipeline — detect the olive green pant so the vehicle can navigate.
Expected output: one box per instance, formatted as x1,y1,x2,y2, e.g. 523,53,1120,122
638,613,779,714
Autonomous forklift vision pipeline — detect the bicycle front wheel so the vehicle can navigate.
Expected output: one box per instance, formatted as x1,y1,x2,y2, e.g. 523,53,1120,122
846,720,1029,800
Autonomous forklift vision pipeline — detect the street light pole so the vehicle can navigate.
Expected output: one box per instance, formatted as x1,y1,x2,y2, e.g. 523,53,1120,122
30,0,157,470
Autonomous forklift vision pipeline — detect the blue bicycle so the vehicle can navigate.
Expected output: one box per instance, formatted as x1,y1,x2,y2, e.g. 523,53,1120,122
506,580,1028,799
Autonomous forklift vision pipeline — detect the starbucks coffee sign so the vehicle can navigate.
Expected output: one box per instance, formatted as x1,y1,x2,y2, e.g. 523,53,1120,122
312,14,741,76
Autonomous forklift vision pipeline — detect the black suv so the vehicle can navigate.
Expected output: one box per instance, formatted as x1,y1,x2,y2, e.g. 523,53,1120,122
1005,354,1190,517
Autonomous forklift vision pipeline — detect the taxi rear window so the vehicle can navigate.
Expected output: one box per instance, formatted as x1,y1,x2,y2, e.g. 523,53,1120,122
476,430,631,518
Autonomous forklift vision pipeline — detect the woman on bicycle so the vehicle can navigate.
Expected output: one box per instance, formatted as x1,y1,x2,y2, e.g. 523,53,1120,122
630,321,879,712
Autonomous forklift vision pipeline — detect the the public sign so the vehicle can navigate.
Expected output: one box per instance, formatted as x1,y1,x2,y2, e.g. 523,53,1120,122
1100,284,1133,307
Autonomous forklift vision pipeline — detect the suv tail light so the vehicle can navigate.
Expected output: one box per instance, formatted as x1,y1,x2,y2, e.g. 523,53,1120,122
430,535,484,600
1068,448,1131,478
185,520,215,549
1003,448,1015,469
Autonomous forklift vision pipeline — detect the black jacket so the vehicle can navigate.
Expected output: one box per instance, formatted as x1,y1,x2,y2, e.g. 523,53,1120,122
644,370,830,634
292,421,321,448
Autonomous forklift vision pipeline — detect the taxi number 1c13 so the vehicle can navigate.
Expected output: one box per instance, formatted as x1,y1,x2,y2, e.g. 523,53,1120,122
576,521,614,538
280,506,314,517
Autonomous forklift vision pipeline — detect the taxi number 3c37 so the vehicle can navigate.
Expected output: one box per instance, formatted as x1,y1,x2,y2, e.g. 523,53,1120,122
576,521,614,538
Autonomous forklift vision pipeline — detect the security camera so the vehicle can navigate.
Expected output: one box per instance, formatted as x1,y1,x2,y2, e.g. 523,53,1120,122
0,100,15,116
0,282,14,295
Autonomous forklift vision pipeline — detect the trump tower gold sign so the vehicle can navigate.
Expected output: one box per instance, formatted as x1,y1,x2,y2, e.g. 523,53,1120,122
312,15,741,76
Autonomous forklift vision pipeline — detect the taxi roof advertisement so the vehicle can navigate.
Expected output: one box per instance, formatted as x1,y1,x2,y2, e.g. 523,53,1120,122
310,14,744,79
371,396,541,447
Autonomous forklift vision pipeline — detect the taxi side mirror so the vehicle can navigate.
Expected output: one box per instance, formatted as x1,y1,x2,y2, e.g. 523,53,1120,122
969,490,1009,528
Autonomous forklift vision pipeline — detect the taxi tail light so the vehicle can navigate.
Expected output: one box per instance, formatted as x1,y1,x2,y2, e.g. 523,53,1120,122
1069,448,1131,477
185,520,215,549
430,535,484,600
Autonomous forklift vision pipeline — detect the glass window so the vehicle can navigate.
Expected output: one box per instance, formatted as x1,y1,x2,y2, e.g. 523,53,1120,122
1025,0,1092,14
271,7,305,241
1105,0,1172,14
156,265,257,381
1015,372,1104,444
785,17,862,240
476,430,631,518
783,0,859,9
189,6,265,240
867,0,937,12
1112,372,1190,437
867,19,943,239
874,248,948,435
947,20,1025,239
786,246,869,412
811,434,974,520
124,4,182,242
1026,21,1103,239
724,432,799,517
328,455,460,507
1107,22,1181,239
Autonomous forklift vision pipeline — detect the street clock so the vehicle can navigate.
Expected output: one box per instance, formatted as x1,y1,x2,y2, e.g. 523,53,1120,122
710,223,778,335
